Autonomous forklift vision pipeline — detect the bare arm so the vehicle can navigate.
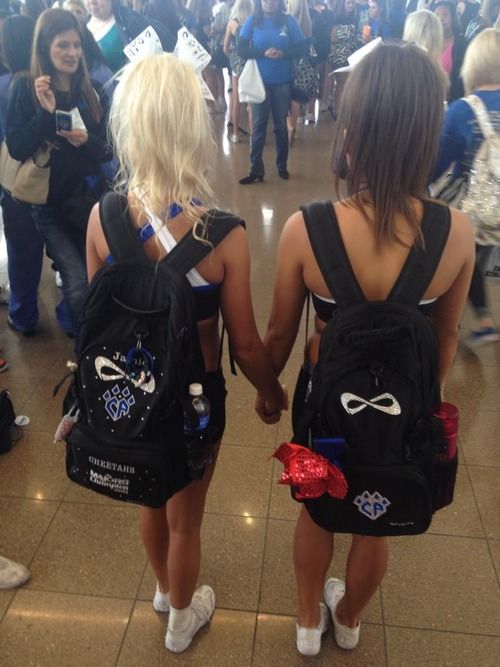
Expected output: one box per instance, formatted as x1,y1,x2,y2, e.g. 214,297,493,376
431,210,475,395
263,212,309,375
223,19,236,57
218,226,286,416
86,203,106,280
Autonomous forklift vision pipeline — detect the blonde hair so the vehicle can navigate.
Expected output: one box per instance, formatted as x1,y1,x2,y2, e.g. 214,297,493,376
287,0,312,38
230,0,254,24
109,54,215,235
62,0,87,15
403,10,443,65
461,28,500,93
403,10,448,97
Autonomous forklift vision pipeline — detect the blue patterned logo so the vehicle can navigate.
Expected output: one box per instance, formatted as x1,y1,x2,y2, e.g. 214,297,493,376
353,491,391,521
103,384,135,422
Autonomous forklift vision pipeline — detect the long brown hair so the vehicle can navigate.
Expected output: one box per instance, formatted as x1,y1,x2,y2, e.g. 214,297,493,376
332,43,444,248
31,8,102,122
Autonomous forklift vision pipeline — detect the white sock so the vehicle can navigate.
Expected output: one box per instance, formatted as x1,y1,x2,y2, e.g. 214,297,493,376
169,605,195,632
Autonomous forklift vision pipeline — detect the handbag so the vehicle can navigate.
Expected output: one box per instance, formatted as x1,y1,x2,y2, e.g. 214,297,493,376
11,143,52,205
292,57,317,104
0,140,51,205
238,59,266,104
0,140,20,193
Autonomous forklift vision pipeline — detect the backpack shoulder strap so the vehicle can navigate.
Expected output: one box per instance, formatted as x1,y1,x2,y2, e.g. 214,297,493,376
464,95,496,140
300,201,366,308
99,192,146,262
164,209,245,275
387,200,451,305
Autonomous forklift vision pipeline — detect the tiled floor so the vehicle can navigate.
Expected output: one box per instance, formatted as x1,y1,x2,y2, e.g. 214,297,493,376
1,109,499,666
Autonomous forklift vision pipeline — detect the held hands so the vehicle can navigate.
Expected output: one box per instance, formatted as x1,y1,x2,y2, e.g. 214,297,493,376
57,129,88,147
264,48,284,59
255,384,289,425
34,76,56,114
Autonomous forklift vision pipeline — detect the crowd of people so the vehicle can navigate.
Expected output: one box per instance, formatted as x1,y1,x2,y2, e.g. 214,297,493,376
0,0,499,659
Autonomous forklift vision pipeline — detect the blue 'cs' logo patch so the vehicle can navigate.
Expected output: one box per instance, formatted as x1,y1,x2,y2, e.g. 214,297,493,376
103,384,135,422
353,491,391,520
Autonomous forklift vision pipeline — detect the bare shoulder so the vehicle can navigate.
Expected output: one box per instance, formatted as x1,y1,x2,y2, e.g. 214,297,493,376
280,210,308,244
447,207,475,255
87,202,103,243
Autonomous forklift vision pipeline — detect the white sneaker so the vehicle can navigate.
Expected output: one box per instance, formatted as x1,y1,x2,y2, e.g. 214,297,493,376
0,556,30,590
153,583,170,612
324,578,360,649
296,602,329,656
55,272,63,288
229,133,240,144
165,585,215,653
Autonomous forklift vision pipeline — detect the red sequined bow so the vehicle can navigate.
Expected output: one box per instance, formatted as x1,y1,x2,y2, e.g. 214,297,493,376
272,442,348,500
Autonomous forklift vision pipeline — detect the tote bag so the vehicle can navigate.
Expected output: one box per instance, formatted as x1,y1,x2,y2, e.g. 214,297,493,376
238,59,265,104
0,141,20,193
0,140,51,205
11,144,51,205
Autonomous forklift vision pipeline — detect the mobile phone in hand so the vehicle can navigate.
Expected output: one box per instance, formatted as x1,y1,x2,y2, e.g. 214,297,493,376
55,110,73,132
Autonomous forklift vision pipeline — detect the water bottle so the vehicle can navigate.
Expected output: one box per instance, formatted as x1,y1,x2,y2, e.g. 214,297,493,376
183,383,212,475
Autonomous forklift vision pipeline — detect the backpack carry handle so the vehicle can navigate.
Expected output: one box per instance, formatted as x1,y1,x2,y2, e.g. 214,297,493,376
111,294,170,316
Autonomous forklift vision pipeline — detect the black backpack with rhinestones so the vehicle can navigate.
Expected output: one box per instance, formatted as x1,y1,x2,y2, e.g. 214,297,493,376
292,201,454,536
63,192,241,507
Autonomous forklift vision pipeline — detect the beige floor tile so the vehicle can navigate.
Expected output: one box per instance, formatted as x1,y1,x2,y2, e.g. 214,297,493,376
427,464,484,537
0,430,69,501
386,626,500,667
27,502,145,597
457,337,500,366
223,388,278,450
259,519,382,623
0,589,15,621
0,377,39,414
252,613,386,667
0,590,132,667
201,513,266,611
206,445,273,518
468,466,500,538
117,602,255,666
446,362,500,412
137,514,266,612
383,534,500,634
21,388,65,433
460,410,500,466
488,539,500,583
0,497,58,565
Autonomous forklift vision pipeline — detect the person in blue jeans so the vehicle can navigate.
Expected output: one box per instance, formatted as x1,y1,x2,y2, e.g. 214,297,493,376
6,9,111,335
238,0,307,183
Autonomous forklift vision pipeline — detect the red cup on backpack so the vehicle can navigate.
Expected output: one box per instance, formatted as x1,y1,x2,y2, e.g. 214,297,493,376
433,402,459,459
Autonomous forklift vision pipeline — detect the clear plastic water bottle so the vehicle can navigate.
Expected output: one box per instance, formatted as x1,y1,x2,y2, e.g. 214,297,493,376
184,383,212,475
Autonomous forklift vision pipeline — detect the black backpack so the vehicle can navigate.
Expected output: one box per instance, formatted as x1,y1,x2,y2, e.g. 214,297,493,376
293,200,455,536
63,192,242,507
